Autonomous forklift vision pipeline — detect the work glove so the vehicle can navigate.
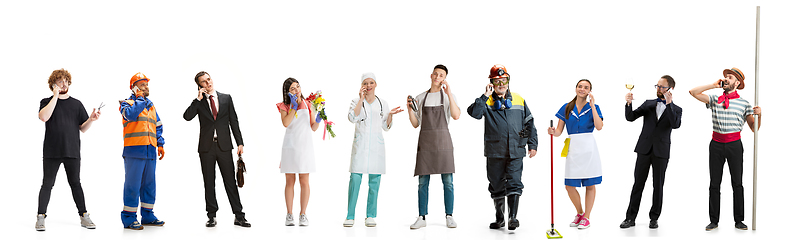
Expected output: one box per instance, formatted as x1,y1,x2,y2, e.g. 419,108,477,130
158,146,165,160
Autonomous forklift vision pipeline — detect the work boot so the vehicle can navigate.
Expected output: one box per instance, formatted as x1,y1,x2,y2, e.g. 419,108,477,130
489,197,505,229
507,195,520,230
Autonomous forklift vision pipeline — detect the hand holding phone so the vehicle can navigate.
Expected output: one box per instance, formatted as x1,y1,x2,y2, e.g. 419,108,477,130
197,87,207,100
133,86,144,97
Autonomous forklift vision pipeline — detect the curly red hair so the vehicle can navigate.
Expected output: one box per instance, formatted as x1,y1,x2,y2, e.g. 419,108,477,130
47,68,72,90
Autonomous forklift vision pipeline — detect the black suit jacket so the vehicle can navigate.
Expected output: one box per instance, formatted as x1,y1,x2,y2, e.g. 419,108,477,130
625,100,682,159
183,92,244,153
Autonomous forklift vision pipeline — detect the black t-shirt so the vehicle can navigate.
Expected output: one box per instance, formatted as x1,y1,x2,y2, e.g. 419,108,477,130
40,96,89,158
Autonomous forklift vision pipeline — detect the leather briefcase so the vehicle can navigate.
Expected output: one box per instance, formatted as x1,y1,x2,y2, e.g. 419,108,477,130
236,155,246,188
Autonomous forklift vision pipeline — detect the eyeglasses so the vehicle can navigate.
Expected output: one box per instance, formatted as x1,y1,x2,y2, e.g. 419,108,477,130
654,85,670,90
492,78,509,86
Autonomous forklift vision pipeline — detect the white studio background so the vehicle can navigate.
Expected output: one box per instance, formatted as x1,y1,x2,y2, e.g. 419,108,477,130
0,1,793,240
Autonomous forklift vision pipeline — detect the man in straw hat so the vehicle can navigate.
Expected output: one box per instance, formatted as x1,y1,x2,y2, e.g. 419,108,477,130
689,67,762,231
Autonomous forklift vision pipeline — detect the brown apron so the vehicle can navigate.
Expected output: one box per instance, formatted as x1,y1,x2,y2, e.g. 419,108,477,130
414,90,455,176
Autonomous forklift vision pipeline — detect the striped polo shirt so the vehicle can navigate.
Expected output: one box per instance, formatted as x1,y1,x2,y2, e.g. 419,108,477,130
707,94,753,134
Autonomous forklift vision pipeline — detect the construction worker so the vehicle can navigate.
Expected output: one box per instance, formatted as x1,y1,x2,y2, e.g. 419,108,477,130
467,64,538,230
119,72,165,230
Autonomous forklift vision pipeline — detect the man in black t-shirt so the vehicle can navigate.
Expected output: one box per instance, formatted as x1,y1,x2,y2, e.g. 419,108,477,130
35,69,101,231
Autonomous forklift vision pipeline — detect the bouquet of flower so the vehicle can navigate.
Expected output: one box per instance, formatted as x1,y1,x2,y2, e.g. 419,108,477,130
306,90,336,139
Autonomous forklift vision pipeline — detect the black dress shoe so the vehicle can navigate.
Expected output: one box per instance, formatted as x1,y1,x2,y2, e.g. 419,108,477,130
206,217,217,227
234,217,251,227
735,222,748,230
620,219,635,229
649,219,658,229
705,222,718,231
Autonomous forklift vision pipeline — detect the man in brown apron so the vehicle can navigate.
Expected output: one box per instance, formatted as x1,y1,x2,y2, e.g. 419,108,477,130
407,64,461,229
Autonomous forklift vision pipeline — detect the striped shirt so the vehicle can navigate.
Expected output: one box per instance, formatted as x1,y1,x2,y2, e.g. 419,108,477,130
707,94,753,134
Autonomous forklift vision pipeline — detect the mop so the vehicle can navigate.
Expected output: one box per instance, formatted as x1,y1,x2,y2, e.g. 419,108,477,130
546,120,563,238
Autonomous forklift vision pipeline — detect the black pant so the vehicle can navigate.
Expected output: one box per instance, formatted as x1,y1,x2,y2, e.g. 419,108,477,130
487,157,524,199
38,158,86,216
625,152,669,220
200,141,244,218
709,140,744,224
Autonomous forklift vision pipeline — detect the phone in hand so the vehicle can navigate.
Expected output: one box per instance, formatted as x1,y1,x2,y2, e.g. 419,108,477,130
719,81,726,88
132,85,141,93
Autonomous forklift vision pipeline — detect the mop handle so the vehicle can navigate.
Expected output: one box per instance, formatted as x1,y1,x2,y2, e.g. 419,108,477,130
550,120,554,226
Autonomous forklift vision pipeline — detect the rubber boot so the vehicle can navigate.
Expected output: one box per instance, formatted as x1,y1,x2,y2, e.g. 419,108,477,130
489,198,505,229
507,195,520,230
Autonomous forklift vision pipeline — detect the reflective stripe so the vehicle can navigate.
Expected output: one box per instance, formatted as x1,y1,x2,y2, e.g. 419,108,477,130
124,132,158,138
123,206,138,212
123,117,157,127
155,121,162,127
141,202,154,209
122,106,158,147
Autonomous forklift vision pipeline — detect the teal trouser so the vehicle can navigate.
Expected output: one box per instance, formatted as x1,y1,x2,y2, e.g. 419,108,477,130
346,173,381,219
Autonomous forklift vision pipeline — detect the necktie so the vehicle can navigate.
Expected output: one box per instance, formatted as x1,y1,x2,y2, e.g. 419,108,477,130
209,95,218,119
717,91,740,109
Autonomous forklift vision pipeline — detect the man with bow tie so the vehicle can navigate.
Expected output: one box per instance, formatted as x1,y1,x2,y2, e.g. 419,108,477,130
689,67,762,231
620,75,682,230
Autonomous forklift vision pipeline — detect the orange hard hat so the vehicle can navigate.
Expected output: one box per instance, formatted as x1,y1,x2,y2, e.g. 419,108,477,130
130,72,150,89
489,64,510,79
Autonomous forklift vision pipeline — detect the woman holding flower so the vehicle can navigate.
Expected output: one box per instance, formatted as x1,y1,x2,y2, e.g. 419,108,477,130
342,73,403,227
277,77,321,226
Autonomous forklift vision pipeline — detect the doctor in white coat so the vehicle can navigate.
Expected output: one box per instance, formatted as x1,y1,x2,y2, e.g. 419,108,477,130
343,73,403,227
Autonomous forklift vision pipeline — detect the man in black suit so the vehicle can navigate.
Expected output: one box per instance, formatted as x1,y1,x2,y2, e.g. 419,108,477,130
620,75,682,229
183,71,250,227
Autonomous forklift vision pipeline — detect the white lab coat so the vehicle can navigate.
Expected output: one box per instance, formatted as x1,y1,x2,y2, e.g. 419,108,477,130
348,97,391,174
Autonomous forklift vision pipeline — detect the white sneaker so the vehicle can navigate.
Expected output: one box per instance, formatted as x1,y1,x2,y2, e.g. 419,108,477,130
446,215,457,228
285,214,295,226
35,214,46,231
343,219,354,227
80,213,96,229
410,216,426,229
299,214,309,226
365,217,377,227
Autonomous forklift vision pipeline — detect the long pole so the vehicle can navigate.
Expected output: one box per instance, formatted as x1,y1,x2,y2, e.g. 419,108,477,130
550,120,555,230
752,5,760,231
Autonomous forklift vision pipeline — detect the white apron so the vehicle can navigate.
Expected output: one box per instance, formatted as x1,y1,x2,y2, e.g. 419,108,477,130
564,133,602,179
280,101,316,173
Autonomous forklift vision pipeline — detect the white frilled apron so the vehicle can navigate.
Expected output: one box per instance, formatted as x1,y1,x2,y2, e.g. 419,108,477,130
564,132,602,179
280,101,316,173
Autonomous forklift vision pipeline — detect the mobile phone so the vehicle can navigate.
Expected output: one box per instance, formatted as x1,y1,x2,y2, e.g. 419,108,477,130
719,81,726,87
489,86,494,92
132,85,141,93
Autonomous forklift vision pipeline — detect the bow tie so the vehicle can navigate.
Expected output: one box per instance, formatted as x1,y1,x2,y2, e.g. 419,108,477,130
656,98,666,103
718,91,740,109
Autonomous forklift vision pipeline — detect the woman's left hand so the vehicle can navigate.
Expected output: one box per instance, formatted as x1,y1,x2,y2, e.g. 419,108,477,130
389,106,404,115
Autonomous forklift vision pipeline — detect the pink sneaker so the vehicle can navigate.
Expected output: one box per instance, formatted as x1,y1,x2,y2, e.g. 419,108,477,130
577,217,591,229
570,213,584,227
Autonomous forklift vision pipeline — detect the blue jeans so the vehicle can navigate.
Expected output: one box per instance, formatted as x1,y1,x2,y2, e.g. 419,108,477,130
346,173,381,219
418,173,453,216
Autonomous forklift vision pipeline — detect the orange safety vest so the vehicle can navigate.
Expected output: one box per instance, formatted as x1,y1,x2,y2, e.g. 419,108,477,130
122,100,158,147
